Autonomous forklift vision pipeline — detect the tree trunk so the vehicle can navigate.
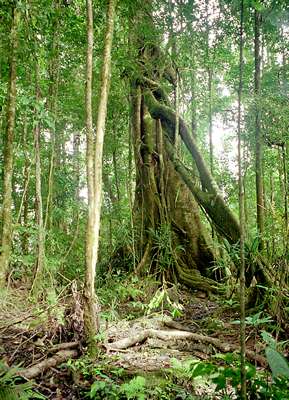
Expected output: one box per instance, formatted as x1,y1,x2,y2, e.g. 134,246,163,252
131,85,218,292
44,4,60,231
208,68,213,175
206,0,213,174
254,7,265,250
190,47,197,140
283,144,288,255
73,132,80,205
84,0,116,353
31,61,46,296
126,0,272,295
112,150,121,203
0,5,19,287
144,90,241,245
17,114,31,235
237,1,246,397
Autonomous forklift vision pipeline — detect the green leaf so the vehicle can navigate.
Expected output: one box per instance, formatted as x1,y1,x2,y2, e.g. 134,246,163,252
265,348,289,379
261,331,276,349
190,362,215,378
90,380,106,398
252,0,265,12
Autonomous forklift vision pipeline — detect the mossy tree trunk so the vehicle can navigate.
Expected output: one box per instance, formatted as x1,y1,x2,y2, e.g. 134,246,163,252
127,0,273,295
131,85,218,293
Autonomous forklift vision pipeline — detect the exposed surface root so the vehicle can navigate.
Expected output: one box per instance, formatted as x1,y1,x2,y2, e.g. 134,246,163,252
106,323,267,367
19,348,78,379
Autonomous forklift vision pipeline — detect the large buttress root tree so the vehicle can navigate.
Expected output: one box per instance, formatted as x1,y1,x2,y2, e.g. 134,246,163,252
131,84,218,292
126,2,233,292
139,83,273,289
128,20,271,292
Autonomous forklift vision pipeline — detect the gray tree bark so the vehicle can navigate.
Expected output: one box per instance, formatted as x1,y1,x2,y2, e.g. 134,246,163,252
84,0,116,353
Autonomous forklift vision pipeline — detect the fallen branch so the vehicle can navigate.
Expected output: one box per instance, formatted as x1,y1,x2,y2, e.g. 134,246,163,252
19,349,78,379
49,342,79,353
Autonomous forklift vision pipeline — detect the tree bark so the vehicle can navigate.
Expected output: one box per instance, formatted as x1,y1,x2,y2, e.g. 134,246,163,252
283,144,288,255
44,3,61,231
84,0,116,353
237,1,246,397
144,90,241,245
208,68,213,174
190,47,197,140
254,7,265,250
0,5,19,287
131,85,217,291
205,0,213,174
31,61,46,295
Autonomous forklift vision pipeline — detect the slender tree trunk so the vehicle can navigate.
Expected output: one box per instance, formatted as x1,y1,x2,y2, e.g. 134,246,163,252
283,145,288,254
269,173,275,257
44,6,60,231
190,47,197,140
168,0,180,153
22,124,30,254
112,150,120,203
243,152,249,226
208,68,213,174
205,0,213,174
17,115,31,231
254,7,265,249
174,70,180,152
84,0,96,349
73,132,80,212
0,6,19,287
31,61,46,295
84,0,116,352
237,1,246,398
281,42,288,255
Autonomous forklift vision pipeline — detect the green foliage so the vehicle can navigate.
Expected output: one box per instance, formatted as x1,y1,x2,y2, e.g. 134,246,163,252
96,274,144,321
150,225,176,273
0,361,45,400
232,311,274,327
68,356,194,399
148,225,185,276
265,348,289,379
261,331,289,380
119,376,146,400
174,353,289,399
146,286,183,318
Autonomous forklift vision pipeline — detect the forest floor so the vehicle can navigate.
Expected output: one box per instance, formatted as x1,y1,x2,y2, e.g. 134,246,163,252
0,276,285,399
